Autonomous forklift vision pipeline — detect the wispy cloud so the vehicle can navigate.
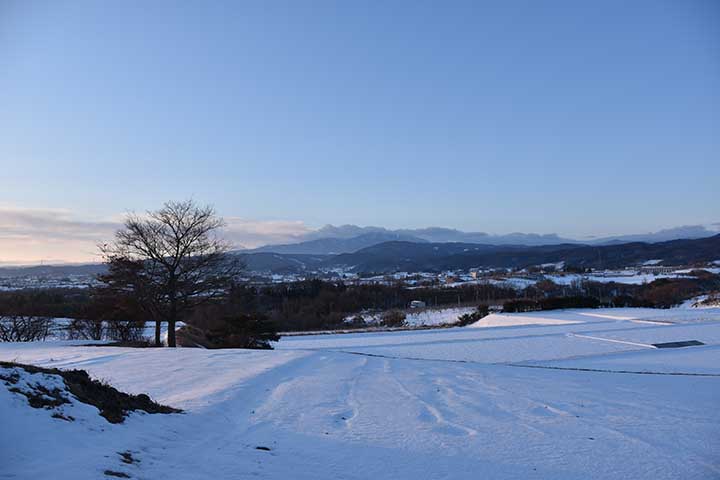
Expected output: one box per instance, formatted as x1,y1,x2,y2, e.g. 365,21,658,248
0,206,312,264
0,207,120,242
0,206,119,264
223,218,312,249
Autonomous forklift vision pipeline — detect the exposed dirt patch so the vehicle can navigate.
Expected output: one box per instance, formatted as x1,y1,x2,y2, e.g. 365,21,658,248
0,369,20,385
51,412,76,422
104,470,131,478
118,451,139,465
8,381,69,409
0,361,181,423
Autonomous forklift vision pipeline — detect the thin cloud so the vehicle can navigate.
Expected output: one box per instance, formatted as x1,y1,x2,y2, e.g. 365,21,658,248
0,206,119,264
222,218,313,249
0,206,120,242
0,206,313,263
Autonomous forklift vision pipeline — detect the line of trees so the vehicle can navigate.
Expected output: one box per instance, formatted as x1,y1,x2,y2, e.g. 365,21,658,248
223,280,519,331
2,271,718,341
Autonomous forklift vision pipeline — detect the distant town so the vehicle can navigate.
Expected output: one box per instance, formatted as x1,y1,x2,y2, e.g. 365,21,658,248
2,258,717,293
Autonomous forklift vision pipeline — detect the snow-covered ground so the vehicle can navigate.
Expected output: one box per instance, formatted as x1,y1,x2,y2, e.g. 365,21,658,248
545,271,718,285
345,306,477,327
404,306,477,326
2,304,719,479
443,268,719,289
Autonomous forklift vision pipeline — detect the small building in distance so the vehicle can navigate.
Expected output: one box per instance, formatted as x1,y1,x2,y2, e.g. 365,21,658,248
409,300,426,309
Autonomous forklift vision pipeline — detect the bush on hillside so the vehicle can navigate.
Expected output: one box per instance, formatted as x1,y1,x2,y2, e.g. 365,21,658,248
539,296,602,310
503,296,603,313
0,315,52,342
456,305,490,326
179,309,279,349
381,309,406,327
502,299,542,313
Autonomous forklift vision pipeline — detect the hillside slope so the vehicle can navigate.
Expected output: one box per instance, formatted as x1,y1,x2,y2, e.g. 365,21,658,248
325,235,720,272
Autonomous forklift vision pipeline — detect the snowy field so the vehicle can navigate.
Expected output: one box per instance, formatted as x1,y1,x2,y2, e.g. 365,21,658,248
2,305,720,479
454,268,720,290
546,268,720,286
344,306,477,327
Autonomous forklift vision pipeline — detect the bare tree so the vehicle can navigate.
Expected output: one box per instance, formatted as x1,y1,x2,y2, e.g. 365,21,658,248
99,200,243,347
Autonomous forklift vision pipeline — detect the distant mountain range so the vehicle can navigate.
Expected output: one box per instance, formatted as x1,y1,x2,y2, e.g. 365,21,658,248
248,232,428,255
0,263,107,278
321,235,720,273
589,225,720,245
246,224,719,255
3,231,718,279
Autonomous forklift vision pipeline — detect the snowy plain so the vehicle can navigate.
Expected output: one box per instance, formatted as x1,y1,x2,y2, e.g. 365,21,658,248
2,305,720,479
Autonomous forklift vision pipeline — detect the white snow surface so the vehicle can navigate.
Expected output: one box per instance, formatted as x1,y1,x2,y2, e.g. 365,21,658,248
546,272,690,285
2,306,720,479
404,306,476,326
642,259,663,265
347,306,477,327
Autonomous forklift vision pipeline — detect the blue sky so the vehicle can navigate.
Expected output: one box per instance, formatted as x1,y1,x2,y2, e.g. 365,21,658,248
0,0,719,262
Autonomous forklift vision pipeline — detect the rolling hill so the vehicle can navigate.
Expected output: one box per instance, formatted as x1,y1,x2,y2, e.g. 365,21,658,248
247,232,427,255
321,235,720,273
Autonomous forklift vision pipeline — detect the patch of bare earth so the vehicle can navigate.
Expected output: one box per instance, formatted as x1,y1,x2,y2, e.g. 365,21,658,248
0,361,181,423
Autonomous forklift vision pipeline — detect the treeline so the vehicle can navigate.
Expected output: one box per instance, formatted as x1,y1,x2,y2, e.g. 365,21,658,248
504,271,720,312
0,280,518,335
224,280,518,331
2,272,718,335
0,288,92,319
503,296,603,313
573,271,719,308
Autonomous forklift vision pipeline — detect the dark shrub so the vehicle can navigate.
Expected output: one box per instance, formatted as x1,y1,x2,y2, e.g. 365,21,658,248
539,296,602,310
457,305,490,326
502,299,541,313
106,319,147,343
66,318,105,341
0,315,52,342
381,309,406,327
180,310,279,349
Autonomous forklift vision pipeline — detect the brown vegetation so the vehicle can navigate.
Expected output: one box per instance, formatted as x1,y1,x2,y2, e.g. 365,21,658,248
0,361,181,423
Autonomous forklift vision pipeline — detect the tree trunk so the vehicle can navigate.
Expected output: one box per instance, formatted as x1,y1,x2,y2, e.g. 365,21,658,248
154,320,161,347
167,281,178,348
167,319,176,347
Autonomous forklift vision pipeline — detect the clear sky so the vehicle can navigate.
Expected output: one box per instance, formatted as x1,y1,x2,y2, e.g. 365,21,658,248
1,0,719,263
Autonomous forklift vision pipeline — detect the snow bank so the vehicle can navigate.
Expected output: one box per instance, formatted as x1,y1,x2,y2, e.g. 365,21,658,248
469,312,580,328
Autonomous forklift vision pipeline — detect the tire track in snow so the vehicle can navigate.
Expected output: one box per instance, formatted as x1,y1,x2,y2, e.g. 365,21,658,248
502,363,720,377
342,356,366,428
383,359,478,437
326,349,720,377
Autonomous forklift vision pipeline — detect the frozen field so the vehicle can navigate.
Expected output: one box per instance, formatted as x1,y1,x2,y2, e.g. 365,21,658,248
2,306,719,479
